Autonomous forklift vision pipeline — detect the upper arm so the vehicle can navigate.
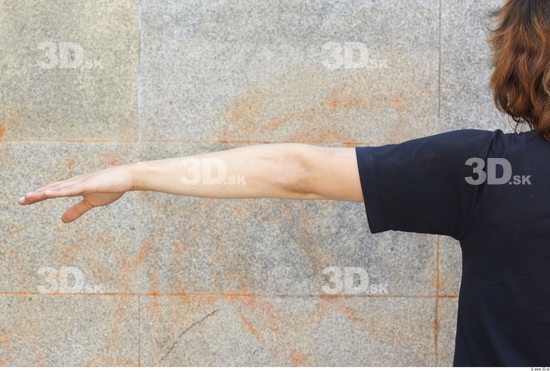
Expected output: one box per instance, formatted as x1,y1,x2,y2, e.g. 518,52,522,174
298,144,364,202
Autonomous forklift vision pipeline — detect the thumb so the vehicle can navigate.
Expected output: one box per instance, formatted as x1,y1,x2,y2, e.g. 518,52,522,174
62,198,94,223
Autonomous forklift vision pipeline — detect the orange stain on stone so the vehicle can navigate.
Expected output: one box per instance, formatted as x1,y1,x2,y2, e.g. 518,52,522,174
83,358,137,367
94,239,159,359
0,106,19,141
217,292,281,333
392,94,405,112
147,259,162,317
101,154,124,167
60,242,84,265
257,94,360,141
240,316,260,339
340,306,362,324
289,350,307,366
113,239,155,293
66,159,75,177
0,333,12,344
218,68,426,146
219,77,382,145
96,293,135,363
287,126,359,146
134,240,155,268
225,95,264,127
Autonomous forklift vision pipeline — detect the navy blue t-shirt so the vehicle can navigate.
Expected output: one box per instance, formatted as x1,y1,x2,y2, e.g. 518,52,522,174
355,129,550,366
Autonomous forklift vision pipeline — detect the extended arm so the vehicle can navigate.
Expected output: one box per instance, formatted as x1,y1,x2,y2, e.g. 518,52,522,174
18,143,364,222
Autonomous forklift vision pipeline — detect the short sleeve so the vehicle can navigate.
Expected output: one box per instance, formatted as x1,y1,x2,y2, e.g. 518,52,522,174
355,129,501,239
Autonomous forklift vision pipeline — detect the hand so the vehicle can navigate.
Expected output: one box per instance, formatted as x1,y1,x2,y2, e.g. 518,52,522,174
18,164,136,223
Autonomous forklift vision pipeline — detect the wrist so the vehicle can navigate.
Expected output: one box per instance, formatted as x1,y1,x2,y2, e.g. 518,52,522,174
127,161,146,191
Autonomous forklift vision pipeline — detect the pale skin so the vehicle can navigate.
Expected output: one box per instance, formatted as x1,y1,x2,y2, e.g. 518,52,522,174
18,143,364,223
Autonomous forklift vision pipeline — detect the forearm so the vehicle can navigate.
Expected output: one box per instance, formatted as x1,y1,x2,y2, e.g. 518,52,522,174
130,143,316,199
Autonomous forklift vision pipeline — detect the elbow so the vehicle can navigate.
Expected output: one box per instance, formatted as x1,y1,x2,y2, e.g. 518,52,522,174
276,144,318,199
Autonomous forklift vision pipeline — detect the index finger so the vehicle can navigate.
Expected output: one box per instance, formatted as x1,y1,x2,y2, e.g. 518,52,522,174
19,181,86,205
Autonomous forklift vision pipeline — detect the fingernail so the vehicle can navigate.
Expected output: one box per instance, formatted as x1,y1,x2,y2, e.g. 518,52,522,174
18,197,25,204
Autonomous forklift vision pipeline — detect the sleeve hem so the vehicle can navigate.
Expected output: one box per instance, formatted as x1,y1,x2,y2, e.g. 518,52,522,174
355,146,388,234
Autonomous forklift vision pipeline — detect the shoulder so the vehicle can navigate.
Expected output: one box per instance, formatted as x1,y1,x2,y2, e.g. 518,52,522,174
405,128,538,151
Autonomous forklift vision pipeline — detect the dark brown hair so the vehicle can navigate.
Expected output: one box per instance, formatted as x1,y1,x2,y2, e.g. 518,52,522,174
488,0,550,139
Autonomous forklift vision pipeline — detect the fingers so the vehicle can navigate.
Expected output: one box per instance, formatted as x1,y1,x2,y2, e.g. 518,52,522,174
33,175,86,194
18,175,89,205
19,183,86,205
61,198,94,223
